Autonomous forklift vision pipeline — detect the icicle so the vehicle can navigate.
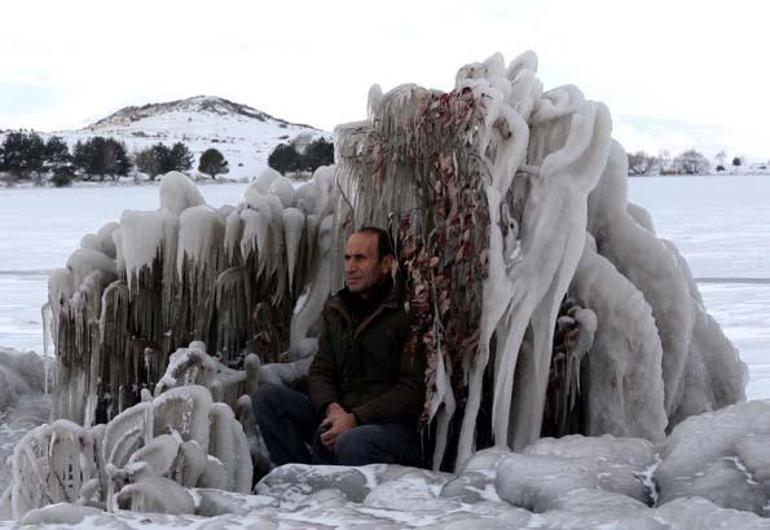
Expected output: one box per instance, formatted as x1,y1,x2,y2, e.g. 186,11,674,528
214,266,252,362
289,214,334,350
91,280,130,423
428,340,456,471
41,303,52,395
282,207,305,295
223,209,243,267
175,206,225,347
456,186,512,469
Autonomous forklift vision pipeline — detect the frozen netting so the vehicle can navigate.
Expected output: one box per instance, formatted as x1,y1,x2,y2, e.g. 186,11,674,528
29,48,751,523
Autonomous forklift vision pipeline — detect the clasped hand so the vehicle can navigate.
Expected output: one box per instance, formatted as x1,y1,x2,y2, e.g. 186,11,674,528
320,402,357,450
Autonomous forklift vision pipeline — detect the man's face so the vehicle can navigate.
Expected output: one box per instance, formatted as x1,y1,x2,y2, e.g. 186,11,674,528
344,232,392,295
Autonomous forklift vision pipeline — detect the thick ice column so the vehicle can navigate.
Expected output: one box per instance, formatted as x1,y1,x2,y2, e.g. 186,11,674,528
664,241,747,423
587,141,697,420
282,207,305,296
505,100,612,451
448,73,528,469
569,235,667,440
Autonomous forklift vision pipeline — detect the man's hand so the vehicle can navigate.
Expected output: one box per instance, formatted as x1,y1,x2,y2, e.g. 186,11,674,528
320,402,357,450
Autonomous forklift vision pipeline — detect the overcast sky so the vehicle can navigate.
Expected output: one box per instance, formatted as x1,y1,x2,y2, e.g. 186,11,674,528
1,0,768,158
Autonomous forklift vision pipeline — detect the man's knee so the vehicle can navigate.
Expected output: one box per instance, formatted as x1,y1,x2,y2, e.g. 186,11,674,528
335,426,387,466
251,383,288,416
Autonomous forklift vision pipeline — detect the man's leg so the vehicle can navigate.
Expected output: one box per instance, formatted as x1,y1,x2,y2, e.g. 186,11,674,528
334,423,419,467
251,383,319,465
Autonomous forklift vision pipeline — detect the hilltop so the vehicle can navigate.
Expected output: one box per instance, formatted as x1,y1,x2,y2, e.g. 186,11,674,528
3,96,328,181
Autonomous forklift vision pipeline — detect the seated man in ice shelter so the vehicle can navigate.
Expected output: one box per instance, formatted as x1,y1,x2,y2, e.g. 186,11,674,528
251,227,426,466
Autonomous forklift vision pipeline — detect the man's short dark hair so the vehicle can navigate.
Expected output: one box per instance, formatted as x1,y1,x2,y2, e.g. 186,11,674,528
355,226,394,261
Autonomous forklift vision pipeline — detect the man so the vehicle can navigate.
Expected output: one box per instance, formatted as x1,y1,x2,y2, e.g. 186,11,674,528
251,227,425,467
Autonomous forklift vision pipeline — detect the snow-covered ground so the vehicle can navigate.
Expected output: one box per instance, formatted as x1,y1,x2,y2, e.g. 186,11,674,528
0,175,768,399
628,175,770,399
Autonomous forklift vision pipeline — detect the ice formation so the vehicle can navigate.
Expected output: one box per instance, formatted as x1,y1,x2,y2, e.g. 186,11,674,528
8,400,770,527
331,50,745,468
9,49,751,523
3,374,251,520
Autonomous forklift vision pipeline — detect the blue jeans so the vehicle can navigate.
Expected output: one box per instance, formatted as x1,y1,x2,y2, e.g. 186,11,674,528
251,383,419,467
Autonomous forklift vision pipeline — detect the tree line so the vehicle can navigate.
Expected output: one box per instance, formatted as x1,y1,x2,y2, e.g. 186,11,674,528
0,131,334,186
627,148,748,176
0,131,230,186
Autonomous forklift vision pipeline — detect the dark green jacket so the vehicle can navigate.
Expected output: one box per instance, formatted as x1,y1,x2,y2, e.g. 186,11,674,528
308,279,426,425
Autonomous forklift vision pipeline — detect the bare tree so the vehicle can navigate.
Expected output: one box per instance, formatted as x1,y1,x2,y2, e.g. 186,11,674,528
627,151,659,176
673,149,710,175
715,150,727,170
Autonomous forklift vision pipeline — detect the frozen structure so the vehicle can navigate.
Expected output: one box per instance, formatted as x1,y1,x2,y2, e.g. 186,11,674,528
331,51,746,468
2,348,254,520
10,49,750,523
46,168,335,426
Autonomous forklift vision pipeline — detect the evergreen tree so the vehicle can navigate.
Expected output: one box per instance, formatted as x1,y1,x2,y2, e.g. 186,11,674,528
151,144,172,174
44,136,72,169
302,137,334,171
135,142,193,179
267,143,301,174
0,131,46,179
73,137,131,180
135,146,163,180
44,136,74,185
198,148,228,179
168,142,193,172
268,138,334,175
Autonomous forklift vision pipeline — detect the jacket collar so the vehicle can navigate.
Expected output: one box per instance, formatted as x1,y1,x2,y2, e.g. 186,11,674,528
326,275,403,326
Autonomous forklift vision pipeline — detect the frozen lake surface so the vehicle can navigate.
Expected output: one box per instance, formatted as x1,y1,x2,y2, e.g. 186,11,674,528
1,176,769,398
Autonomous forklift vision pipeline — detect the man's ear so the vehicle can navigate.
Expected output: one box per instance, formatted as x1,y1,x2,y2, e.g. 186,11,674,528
381,254,394,275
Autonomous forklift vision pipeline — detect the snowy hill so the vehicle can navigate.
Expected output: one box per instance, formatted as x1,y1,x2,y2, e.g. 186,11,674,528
27,96,327,180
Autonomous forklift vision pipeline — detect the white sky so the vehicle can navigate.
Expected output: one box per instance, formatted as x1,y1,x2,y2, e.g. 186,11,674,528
1,0,768,158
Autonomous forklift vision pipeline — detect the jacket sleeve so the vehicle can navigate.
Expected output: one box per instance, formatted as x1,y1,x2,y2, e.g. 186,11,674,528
351,329,426,425
308,312,339,416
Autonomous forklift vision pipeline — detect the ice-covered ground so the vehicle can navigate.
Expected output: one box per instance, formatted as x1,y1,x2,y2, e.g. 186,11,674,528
1,175,768,398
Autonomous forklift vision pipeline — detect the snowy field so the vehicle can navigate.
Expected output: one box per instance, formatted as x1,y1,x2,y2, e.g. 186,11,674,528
0,175,769,399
